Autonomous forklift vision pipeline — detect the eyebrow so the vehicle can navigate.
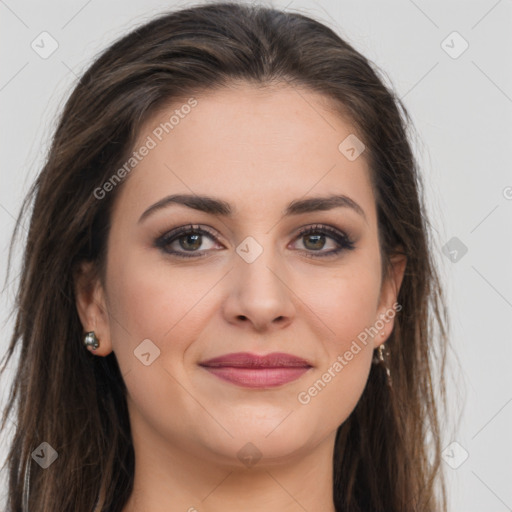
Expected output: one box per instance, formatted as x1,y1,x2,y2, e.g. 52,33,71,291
138,193,367,223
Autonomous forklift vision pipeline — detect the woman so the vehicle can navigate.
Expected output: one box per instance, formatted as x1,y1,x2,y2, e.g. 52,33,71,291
1,2,449,511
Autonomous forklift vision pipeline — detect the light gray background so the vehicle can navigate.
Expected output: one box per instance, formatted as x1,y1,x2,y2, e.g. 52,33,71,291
1,0,511,510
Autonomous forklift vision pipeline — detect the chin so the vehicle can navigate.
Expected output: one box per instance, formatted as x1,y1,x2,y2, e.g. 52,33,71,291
197,417,322,468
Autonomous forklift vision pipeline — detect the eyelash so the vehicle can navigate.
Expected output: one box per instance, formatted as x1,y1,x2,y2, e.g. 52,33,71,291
154,223,356,259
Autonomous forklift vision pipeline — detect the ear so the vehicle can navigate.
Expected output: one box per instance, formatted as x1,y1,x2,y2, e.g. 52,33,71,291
74,261,113,356
374,249,407,348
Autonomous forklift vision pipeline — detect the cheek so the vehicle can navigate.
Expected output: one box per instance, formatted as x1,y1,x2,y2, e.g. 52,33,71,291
105,249,218,370
103,251,214,434
293,269,379,421
304,263,381,346
296,290,377,429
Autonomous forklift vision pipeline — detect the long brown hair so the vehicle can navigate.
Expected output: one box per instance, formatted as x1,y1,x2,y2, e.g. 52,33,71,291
1,2,449,510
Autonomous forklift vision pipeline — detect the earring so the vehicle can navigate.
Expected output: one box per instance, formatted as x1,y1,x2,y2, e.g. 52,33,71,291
372,344,385,364
83,331,100,350
372,343,392,386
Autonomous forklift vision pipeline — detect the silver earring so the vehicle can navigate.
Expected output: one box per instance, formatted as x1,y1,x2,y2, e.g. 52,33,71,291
83,331,100,350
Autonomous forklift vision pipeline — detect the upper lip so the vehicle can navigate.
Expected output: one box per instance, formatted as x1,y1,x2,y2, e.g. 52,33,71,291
199,352,312,368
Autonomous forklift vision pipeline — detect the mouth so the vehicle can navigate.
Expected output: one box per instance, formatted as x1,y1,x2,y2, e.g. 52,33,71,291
198,352,313,389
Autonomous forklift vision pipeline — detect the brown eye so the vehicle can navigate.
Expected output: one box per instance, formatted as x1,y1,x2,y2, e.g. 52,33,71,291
292,224,356,258
155,224,221,258
177,233,203,251
302,233,327,251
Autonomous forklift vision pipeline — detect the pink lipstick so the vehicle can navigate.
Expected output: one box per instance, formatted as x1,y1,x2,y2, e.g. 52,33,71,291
199,352,312,388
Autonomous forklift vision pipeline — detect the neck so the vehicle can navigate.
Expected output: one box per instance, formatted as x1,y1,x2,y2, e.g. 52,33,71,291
122,428,338,512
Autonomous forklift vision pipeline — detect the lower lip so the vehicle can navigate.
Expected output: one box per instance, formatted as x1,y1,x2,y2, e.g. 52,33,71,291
201,366,311,388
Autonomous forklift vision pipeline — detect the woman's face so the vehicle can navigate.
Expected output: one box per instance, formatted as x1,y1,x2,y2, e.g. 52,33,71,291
79,82,405,468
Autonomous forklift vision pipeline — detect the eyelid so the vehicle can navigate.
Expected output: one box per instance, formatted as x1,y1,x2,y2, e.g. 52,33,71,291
294,223,350,240
154,223,222,248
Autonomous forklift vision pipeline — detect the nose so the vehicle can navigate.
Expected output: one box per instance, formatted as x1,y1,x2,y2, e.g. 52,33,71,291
221,245,296,333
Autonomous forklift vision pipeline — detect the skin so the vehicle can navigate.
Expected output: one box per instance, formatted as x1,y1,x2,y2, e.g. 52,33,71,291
76,82,406,512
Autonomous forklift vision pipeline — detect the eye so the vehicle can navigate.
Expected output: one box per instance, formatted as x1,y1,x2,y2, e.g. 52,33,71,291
291,224,356,258
154,224,222,259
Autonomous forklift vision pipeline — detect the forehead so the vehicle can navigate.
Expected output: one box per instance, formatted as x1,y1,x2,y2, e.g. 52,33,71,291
114,82,376,225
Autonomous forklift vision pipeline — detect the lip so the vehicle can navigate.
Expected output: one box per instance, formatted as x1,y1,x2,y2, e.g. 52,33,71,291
199,352,313,389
